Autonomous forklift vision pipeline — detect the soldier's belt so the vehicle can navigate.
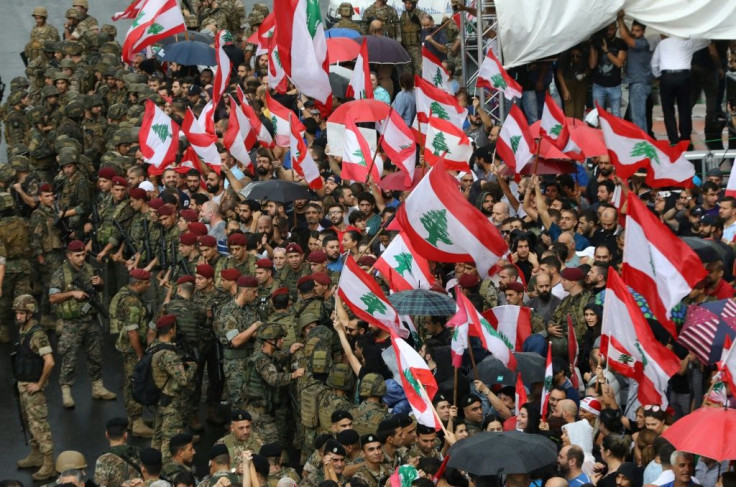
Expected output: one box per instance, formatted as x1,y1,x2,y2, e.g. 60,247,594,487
222,348,249,359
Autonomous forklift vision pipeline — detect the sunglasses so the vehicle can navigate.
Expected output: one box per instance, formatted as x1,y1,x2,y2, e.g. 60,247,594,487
643,404,661,412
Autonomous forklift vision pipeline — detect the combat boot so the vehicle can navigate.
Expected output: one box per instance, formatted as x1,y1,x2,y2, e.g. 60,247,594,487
61,385,75,408
91,380,117,400
31,454,55,481
206,406,226,425
0,326,10,343
131,418,154,438
190,413,204,432
16,446,43,468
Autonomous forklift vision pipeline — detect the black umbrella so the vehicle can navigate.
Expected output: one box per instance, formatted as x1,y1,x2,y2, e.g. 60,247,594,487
238,180,310,203
360,35,412,64
475,355,516,387
447,430,557,475
388,289,456,316
157,30,213,46
161,40,216,65
513,352,546,384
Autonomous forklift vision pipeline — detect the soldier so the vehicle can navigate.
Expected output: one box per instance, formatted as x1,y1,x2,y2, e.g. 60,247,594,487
351,373,391,436
334,3,363,33
26,107,57,183
56,147,92,239
161,432,197,480
154,205,181,292
278,242,310,300
59,58,81,93
198,0,231,32
400,0,425,71
57,99,87,146
100,129,136,174
171,232,200,283
82,94,107,157
215,410,263,474
260,443,301,487
352,434,391,487
12,295,56,480
214,232,257,288
67,0,100,40
318,364,356,434
198,444,240,487
109,268,154,438
460,393,484,437
4,90,31,154
97,176,136,303
0,192,33,343
49,239,116,408
198,234,223,269
42,85,62,129
255,258,279,320
93,417,143,487
149,314,197,461
407,424,440,459
363,0,400,39
126,188,156,271
267,287,297,350
25,7,60,65
301,439,347,487
549,267,592,358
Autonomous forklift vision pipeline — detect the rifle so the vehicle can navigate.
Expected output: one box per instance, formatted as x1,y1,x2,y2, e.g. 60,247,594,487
9,358,28,445
89,200,101,255
53,196,72,241
114,218,138,255
158,231,168,269
72,275,110,320
142,219,152,265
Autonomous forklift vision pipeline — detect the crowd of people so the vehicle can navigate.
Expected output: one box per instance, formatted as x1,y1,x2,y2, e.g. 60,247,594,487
2,1,736,487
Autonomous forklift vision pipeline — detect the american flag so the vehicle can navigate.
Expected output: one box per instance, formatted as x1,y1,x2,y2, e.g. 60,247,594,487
679,300,736,364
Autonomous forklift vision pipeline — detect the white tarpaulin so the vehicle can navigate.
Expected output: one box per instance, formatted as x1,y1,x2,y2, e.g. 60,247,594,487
497,0,736,68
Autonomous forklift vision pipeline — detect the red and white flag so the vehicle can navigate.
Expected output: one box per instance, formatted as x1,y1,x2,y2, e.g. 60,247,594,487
391,333,442,429
497,104,536,174
374,232,435,292
377,110,416,188
345,38,373,100
112,0,144,21
456,291,516,369
274,0,331,103
289,117,323,190
268,45,289,93
182,108,221,168
598,106,695,188
247,12,275,56
515,373,528,412
601,334,638,378
539,94,583,160
447,307,469,368
396,160,508,277
622,193,707,338
337,256,408,338
540,344,553,418
414,76,467,138
424,117,473,171
726,170,736,198
177,145,205,174
482,305,532,352
342,116,380,182
212,30,232,108
717,336,736,394
421,45,450,92
567,314,579,389
476,48,522,101
236,87,275,149
266,92,304,147
223,95,254,169
139,100,179,169
601,270,681,408
122,0,185,63
197,100,216,138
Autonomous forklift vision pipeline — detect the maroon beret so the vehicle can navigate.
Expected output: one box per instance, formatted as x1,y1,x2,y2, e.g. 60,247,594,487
285,243,303,255
237,275,258,288
39,183,54,193
271,287,289,298
176,275,195,285
98,167,116,180
307,251,327,263
256,258,273,269
560,267,585,281
357,255,376,267
180,209,198,222
157,205,174,216
505,281,525,293
149,198,164,210
228,233,247,246
156,314,177,328
112,176,128,187
220,268,242,281
297,275,313,287
312,272,331,286
129,188,147,200
130,268,151,280
196,264,214,279
180,232,197,246
198,235,217,247
66,239,85,252
458,273,480,288
188,222,208,236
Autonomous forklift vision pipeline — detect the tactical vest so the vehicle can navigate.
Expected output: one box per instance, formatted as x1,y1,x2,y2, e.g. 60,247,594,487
13,325,44,382
39,207,64,252
165,298,200,345
244,352,274,412
299,377,328,428
0,217,30,260
55,262,88,320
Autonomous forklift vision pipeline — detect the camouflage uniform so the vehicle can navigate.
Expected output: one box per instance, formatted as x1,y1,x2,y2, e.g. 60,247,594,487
550,289,592,358
317,364,355,434
5,102,30,151
161,461,193,481
26,24,60,65
27,124,57,183
215,431,263,472
351,400,390,436
199,5,230,31
400,5,425,70
268,309,298,355
277,263,310,300
407,444,440,460
465,419,483,437
94,444,142,487
29,203,65,319
362,2,400,39
72,14,100,40
267,467,300,487
334,3,363,33
353,463,391,487
214,253,257,288
56,155,92,235
479,278,500,310
0,198,33,340
197,470,241,487
192,286,229,410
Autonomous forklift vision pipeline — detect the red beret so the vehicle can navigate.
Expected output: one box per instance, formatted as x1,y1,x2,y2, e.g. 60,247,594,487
149,198,164,210
188,222,208,236
180,209,198,222
271,287,289,298
157,205,174,216
66,239,85,252
285,243,303,255
505,281,525,293
180,232,197,245
357,255,376,267
112,176,128,187
129,188,147,200
560,267,586,281
307,251,327,263
196,264,214,279
297,275,313,287
198,235,217,247
220,268,242,281
98,167,116,180
228,233,247,246
256,258,273,269
156,314,177,328
39,183,54,194
237,275,258,288
458,273,480,288
176,275,195,285
312,272,331,285
130,268,151,280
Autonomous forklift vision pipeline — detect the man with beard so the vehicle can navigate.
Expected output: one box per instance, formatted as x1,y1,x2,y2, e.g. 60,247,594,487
236,200,259,231
477,192,495,219
279,243,310,299
323,234,344,273
585,156,615,204
496,264,519,306
254,54,269,78
558,445,589,486
505,282,545,334
160,168,191,209
184,169,206,198
254,150,277,181
512,234,537,283
586,262,608,300
578,209,598,241
528,272,561,324
205,171,225,205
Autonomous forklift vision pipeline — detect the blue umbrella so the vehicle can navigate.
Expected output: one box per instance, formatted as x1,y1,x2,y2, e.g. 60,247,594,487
325,28,363,40
161,40,215,66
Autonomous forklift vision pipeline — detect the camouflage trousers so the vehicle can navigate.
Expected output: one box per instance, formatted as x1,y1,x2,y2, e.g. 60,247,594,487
223,357,247,410
37,250,65,320
18,382,53,455
57,319,104,385
194,339,224,407
405,45,421,73
250,408,281,447
122,351,143,421
153,399,187,464
1,270,32,332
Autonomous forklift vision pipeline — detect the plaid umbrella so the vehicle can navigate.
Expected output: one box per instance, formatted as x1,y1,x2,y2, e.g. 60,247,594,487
388,289,456,316
678,299,736,364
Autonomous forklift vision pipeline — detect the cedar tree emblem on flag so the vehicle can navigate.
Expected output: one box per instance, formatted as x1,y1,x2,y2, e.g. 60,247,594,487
420,210,452,246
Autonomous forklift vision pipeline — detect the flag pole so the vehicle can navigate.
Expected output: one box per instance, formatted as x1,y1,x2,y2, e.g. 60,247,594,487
532,137,542,175
417,380,451,436
467,334,478,380
453,367,458,407
355,210,398,262
365,108,393,181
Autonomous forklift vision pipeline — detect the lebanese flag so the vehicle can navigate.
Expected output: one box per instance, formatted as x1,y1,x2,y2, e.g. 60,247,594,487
515,373,528,411
342,116,380,182
345,38,373,100
337,256,408,338
377,110,416,188
598,106,695,188
212,30,232,108
177,146,204,174
414,76,468,137
112,0,144,21
481,305,532,352
182,108,221,169
456,291,516,369
266,92,304,147
223,95,254,169
391,334,442,429
197,99,216,138
601,270,681,408
726,169,736,198
122,0,185,63
539,94,583,161
247,12,275,56
274,0,331,103
268,45,289,94
289,117,323,190
600,334,638,378
622,193,707,338
496,105,536,174
567,314,579,389
717,336,736,394
540,344,553,418
236,87,275,149
476,48,522,101
447,306,470,368
396,160,508,277
421,46,450,91
139,100,179,169
374,232,435,292
424,117,473,171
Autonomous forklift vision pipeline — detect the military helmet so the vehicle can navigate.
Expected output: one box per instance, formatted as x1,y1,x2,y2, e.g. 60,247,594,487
86,94,104,109
55,450,87,473
72,0,89,9
326,363,355,391
43,40,58,53
64,40,84,56
9,156,31,172
107,103,128,120
8,90,27,106
11,76,30,91
251,3,270,15
59,58,75,69
248,13,265,25
64,99,86,119
101,24,117,38
10,143,30,157
66,8,83,20
41,85,60,98
359,372,387,397
13,295,38,313
0,165,16,183
58,147,79,166
338,2,354,16
32,6,48,17
0,192,15,211
298,312,320,334
257,322,286,341
53,72,70,82
27,106,46,125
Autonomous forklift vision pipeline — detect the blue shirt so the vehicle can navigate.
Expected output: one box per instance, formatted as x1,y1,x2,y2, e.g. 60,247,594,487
391,89,416,127
625,37,653,84
374,86,391,105
569,473,590,487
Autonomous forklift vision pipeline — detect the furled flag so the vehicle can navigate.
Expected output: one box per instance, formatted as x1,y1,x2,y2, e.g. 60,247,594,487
139,99,179,169
246,12,275,56
338,256,408,338
601,270,681,408
182,108,221,169
177,145,204,174
567,314,579,389
112,0,144,21
236,86,275,149
396,160,509,277
539,94,583,160
718,336,736,394
422,45,450,91
424,117,473,171
212,30,232,108
345,38,373,100
374,232,436,292
122,0,185,63
274,0,331,103
390,465,420,487
456,291,516,369
476,48,522,101
496,104,536,174
266,92,305,147
223,95,254,168
598,106,695,188
515,373,528,412
727,168,736,198
540,343,553,418
622,193,707,338
377,110,416,188
447,304,470,368
342,116,380,182
481,305,532,352
289,116,323,190
414,76,468,138
391,333,442,429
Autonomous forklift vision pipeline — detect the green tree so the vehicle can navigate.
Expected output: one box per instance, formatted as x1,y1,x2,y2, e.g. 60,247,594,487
360,293,387,315
490,74,507,90
151,123,171,142
550,124,562,137
273,50,282,68
132,11,145,27
431,131,451,156
352,149,367,166
147,23,164,35
420,209,452,246
480,317,514,350
510,135,521,153
393,252,413,276
429,102,449,120
630,141,660,165
432,68,444,87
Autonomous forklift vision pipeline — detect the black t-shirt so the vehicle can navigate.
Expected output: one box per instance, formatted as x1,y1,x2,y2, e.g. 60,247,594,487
591,38,627,87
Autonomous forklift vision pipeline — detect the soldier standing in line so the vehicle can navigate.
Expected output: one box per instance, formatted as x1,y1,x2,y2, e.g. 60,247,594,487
215,410,263,474
25,7,60,66
352,434,391,487
93,417,143,486
334,3,363,33
26,107,57,184
255,258,279,320
400,0,425,71
317,364,356,434
12,295,56,481
67,0,100,40
198,444,241,487
278,243,310,301
56,148,93,240
5,91,31,155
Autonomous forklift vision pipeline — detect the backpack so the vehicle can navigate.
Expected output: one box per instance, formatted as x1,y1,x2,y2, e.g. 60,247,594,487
131,343,177,406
